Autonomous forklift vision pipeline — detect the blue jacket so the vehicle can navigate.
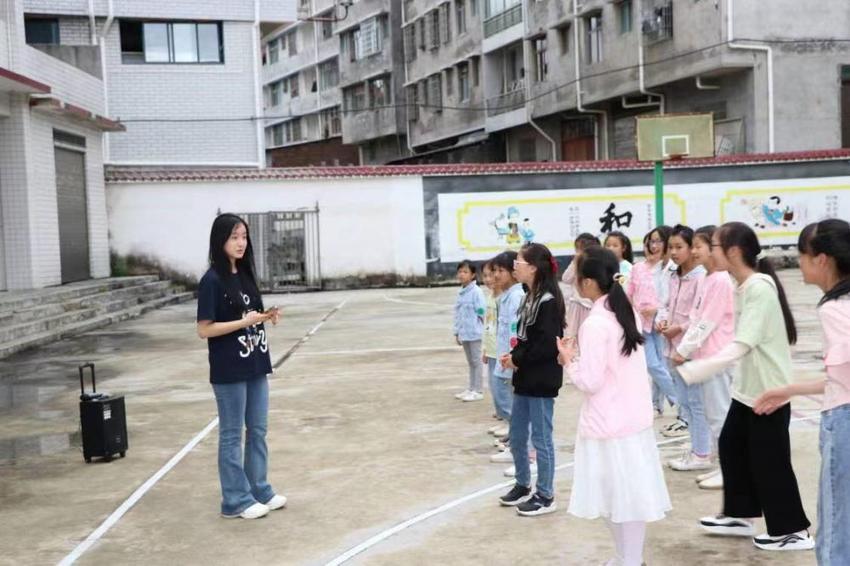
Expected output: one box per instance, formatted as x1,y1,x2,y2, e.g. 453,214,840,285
494,283,525,379
454,281,486,341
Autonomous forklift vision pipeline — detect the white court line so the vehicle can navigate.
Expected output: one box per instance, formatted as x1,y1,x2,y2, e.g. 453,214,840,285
58,417,219,566
58,301,347,565
297,346,458,357
324,414,822,566
383,294,450,308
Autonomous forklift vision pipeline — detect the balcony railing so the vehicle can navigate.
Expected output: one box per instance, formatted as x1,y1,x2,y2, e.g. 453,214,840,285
486,80,526,117
484,4,522,38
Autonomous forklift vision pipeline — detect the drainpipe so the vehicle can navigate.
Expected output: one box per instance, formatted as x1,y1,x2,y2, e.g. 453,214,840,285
402,8,416,157
252,0,266,168
522,0,556,160
98,0,115,163
87,0,96,44
726,0,773,151
573,0,608,159
635,0,665,113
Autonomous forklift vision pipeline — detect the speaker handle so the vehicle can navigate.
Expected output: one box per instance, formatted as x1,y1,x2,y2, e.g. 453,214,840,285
79,363,96,395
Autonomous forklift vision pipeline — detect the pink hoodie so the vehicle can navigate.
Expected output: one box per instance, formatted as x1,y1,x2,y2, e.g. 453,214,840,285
568,297,654,439
664,265,706,357
676,271,735,360
626,260,659,332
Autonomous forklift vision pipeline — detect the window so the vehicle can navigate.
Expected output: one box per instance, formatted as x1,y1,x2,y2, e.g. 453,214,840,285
533,37,548,81
25,17,59,45
585,13,603,64
342,30,359,62
407,85,419,121
319,59,339,90
619,0,633,34
428,10,440,49
287,31,297,56
404,24,417,62
288,74,299,98
321,107,341,136
428,74,442,112
444,68,454,97
456,0,467,34
269,39,279,64
270,81,282,106
321,16,334,40
471,0,478,16
272,124,284,146
120,21,223,64
458,62,470,102
557,24,570,55
284,119,302,143
418,80,428,106
470,56,480,87
358,16,384,58
368,76,391,108
439,3,451,45
344,83,366,112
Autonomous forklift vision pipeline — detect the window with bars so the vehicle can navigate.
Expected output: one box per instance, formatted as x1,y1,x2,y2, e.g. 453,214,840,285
417,18,426,51
456,0,467,34
428,10,440,50
288,74,299,98
458,62,470,102
368,75,391,108
445,68,454,97
343,83,366,112
428,74,442,112
407,85,419,121
533,36,548,81
319,59,339,90
358,16,384,58
404,24,417,62
585,13,603,64
439,3,451,45
321,16,333,40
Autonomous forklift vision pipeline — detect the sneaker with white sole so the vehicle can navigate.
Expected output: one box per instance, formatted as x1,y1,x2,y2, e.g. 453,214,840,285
455,390,472,400
222,502,269,520
488,423,503,435
668,452,714,471
499,484,532,506
695,468,721,483
699,514,756,536
698,472,724,490
490,450,514,463
661,419,689,438
461,391,484,402
516,493,557,517
504,462,537,477
265,494,287,510
752,530,815,551
493,424,510,437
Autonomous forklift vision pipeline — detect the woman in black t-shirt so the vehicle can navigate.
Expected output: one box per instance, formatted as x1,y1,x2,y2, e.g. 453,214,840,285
197,213,286,520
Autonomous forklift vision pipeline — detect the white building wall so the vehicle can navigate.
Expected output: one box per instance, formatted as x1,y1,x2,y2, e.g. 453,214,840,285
23,0,296,22
21,45,105,114
106,177,428,281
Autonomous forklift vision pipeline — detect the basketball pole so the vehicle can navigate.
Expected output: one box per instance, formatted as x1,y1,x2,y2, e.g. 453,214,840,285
654,160,664,225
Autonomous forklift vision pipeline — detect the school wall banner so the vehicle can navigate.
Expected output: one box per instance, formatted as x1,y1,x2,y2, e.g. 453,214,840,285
437,176,850,262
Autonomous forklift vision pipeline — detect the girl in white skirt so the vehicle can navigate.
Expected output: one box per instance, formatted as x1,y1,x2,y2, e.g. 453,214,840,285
557,246,671,566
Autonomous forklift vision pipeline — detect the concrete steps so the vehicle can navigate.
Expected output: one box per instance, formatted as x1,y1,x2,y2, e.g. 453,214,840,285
0,277,194,359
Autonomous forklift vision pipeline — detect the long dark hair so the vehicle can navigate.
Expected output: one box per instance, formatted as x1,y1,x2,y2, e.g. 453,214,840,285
670,224,695,275
798,219,850,305
649,225,673,255
575,232,601,251
719,222,796,344
577,246,644,356
208,213,263,312
605,231,633,263
519,243,566,326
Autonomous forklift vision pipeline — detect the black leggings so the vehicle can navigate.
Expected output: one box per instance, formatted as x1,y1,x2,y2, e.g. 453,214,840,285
719,399,810,536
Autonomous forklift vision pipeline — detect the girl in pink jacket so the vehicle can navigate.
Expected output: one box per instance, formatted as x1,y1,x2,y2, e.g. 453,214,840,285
558,246,671,566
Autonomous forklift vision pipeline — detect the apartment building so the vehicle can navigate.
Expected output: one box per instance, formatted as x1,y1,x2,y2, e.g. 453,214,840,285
23,1,295,168
398,0,850,163
261,0,409,166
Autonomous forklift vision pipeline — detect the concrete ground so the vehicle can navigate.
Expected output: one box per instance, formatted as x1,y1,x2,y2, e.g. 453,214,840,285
0,272,825,566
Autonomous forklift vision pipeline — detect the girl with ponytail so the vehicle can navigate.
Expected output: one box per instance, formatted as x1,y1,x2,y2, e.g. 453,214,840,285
678,222,813,552
557,246,670,566
496,243,564,516
754,218,850,562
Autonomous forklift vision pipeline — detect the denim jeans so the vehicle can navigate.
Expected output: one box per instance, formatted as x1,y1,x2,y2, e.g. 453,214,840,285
644,331,677,412
509,395,555,499
488,357,513,421
212,375,276,516
817,403,850,565
670,361,711,456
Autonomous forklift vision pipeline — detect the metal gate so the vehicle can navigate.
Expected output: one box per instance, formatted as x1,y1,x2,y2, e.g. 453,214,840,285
238,208,321,292
54,141,91,284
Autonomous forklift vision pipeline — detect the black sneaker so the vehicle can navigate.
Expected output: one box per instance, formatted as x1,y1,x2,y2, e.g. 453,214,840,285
499,484,532,507
516,493,557,516
753,530,815,551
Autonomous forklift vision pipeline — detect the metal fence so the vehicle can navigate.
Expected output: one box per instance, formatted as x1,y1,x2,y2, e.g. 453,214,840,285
238,207,321,292
483,3,522,38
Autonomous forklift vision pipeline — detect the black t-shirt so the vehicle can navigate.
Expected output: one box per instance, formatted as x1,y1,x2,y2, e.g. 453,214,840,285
197,268,273,384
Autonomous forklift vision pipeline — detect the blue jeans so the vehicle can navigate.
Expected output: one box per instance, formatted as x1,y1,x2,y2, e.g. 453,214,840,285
488,358,513,421
670,361,711,456
212,375,276,516
644,331,677,411
509,395,555,499
817,404,850,565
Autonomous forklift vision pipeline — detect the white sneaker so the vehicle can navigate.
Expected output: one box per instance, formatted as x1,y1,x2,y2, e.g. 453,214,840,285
490,450,514,463
455,390,472,400
504,462,537,477
668,452,714,471
696,468,721,483
753,530,815,551
698,472,724,490
488,423,503,435
223,502,269,520
699,514,756,537
461,391,484,402
661,419,689,438
493,424,510,437
265,494,287,510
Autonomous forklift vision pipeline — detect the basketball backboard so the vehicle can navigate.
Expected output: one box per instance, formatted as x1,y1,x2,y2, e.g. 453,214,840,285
636,113,715,161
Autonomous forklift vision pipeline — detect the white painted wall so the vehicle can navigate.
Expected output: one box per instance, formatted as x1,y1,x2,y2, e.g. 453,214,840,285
106,176,428,281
